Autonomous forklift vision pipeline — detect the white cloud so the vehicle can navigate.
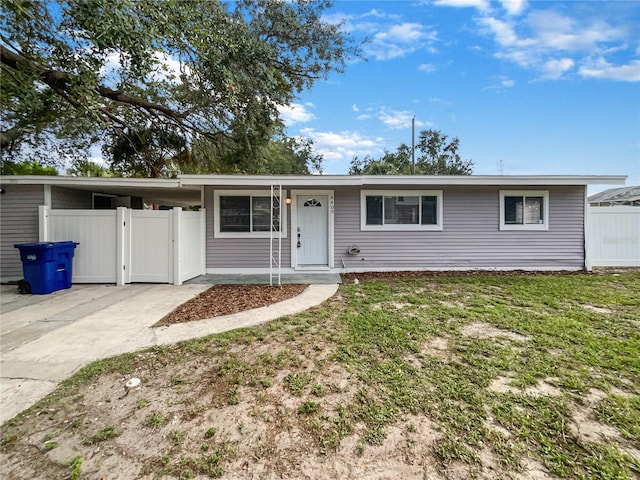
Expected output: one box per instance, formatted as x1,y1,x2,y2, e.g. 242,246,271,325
579,58,640,82
352,104,360,112
477,7,635,81
277,103,316,125
376,109,429,130
542,58,574,79
525,11,623,51
434,0,489,11
299,128,384,162
483,75,515,91
366,22,438,60
418,63,436,73
149,52,189,83
99,50,188,84
499,0,527,16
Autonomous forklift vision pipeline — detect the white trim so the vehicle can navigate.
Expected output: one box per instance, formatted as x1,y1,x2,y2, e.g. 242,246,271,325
43,184,52,207
179,174,627,187
1,174,626,188
0,175,184,188
499,190,549,231
213,189,288,239
290,189,334,270
584,187,592,271
360,190,443,231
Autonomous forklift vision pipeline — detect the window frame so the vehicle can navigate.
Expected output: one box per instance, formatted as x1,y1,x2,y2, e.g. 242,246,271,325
499,190,549,231
214,190,288,238
360,190,443,231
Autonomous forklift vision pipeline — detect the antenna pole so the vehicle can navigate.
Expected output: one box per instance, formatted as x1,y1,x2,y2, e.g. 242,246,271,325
411,116,415,175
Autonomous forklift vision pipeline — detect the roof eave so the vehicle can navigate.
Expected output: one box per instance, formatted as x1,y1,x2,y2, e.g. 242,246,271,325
178,174,627,187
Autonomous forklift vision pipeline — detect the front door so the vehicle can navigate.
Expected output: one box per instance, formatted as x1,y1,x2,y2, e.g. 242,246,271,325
297,195,328,266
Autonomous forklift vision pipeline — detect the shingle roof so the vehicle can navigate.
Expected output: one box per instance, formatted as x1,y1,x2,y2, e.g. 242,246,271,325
588,185,640,204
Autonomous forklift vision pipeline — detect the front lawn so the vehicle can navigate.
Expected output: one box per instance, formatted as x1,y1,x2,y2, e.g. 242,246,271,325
1,272,639,479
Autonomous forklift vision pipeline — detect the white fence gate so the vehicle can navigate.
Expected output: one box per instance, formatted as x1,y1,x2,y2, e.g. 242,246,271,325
587,206,640,267
39,206,205,285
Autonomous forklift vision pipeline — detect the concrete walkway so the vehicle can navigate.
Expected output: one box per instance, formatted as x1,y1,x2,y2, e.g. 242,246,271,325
0,282,338,424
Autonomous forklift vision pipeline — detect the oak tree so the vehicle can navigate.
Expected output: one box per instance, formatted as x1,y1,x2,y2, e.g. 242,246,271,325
1,0,357,175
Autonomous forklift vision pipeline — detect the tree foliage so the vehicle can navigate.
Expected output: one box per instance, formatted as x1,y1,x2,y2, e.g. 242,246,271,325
350,129,474,175
1,0,357,174
66,159,114,177
0,159,58,175
186,132,323,175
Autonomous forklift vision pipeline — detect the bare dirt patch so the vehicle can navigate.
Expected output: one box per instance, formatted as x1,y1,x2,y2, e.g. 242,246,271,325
581,304,613,314
488,376,562,397
569,390,627,445
461,322,530,342
420,336,451,360
155,283,307,325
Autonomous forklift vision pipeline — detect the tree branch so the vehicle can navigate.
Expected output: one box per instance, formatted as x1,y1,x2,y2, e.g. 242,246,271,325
1,45,187,125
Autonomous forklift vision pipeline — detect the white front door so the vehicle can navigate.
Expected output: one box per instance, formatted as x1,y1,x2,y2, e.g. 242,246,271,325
297,195,328,266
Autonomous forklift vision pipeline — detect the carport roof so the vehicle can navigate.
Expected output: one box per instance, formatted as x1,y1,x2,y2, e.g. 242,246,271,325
0,176,202,206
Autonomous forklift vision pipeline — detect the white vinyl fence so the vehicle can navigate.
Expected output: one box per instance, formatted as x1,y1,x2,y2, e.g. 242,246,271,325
39,206,205,285
587,206,640,267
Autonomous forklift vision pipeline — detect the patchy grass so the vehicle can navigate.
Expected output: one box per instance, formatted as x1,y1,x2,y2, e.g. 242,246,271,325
1,272,639,479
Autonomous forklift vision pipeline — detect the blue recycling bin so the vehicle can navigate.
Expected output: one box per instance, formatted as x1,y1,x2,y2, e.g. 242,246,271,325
14,242,79,294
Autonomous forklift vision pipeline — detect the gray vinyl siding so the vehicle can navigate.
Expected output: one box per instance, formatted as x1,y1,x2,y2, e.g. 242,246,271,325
205,186,292,269
51,186,93,209
336,185,585,270
0,184,44,279
204,184,586,270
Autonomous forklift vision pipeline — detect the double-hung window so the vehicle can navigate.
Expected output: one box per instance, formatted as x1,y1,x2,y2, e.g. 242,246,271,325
214,190,287,238
499,190,549,231
360,190,443,231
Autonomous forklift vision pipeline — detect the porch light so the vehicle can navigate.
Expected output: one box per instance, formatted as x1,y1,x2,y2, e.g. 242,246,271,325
285,197,292,205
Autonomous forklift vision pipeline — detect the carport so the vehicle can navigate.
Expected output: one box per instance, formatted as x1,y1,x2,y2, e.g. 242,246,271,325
0,176,204,285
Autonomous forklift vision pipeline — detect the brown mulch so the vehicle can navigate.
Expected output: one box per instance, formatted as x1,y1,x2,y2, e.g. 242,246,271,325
156,283,307,326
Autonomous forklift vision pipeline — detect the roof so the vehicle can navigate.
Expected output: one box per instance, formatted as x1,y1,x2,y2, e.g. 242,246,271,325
1,174,628,191
588,185,640,204
178,174,627,187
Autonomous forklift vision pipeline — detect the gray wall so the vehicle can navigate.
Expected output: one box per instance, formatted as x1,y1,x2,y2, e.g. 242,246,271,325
0,184,44,279
335,185,585,270
51,186,93,209
204,184,586,271
205,186,292,269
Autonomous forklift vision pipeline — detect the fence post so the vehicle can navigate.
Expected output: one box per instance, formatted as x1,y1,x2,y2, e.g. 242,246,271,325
173,207,182,285
116,207,128,286
584,198,592,272
200,208,207,275
38,205,49,242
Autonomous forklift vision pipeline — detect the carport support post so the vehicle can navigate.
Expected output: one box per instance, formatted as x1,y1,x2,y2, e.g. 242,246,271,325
173,207,182,286
38,205,49,242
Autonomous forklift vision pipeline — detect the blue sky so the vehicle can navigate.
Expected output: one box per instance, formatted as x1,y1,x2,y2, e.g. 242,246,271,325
277,0,640,190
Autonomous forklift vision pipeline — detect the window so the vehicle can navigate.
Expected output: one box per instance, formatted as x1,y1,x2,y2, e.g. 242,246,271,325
499,190,549,231
214,190,287,238
360,190,443,231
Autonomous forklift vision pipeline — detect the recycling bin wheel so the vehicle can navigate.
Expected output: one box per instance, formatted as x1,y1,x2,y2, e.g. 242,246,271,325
17,280,32,295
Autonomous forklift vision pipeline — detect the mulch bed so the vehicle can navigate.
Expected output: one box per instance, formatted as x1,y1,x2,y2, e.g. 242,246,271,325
155,284,307,326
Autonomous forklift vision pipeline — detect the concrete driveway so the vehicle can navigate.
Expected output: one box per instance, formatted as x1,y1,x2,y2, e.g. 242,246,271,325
0,282,338,424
